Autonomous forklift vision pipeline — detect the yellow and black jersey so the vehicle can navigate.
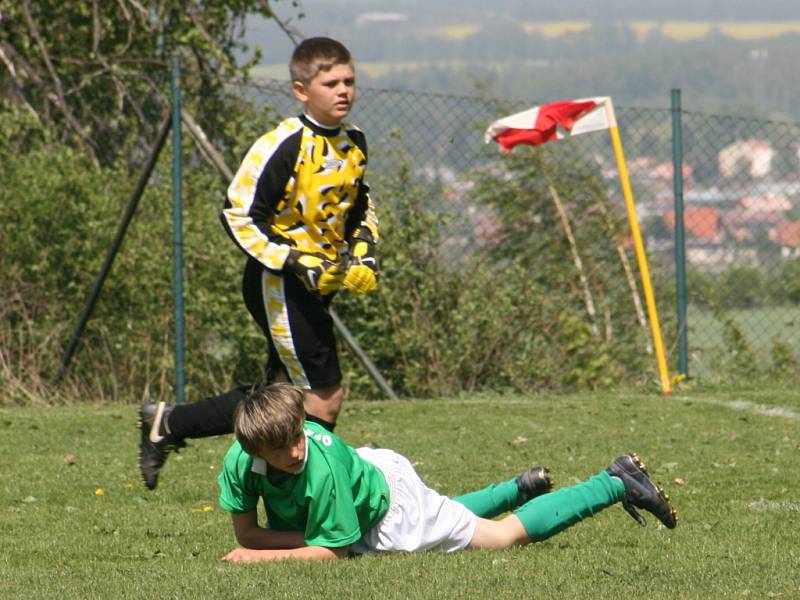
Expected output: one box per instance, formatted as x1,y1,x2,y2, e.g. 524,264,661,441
223,114,378,271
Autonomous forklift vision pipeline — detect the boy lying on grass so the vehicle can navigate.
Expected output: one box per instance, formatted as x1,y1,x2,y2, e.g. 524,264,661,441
219,384,676,562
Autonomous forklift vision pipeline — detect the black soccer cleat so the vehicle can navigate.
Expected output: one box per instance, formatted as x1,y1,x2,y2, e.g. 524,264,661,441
138,402,185,491
516,465,554,502
606,453,677,529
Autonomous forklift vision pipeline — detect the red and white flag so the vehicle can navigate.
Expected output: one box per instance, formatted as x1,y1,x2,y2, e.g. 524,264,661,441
485,97,616,153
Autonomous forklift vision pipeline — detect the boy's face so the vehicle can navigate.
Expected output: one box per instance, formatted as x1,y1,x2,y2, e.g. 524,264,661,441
257,432,307,474
292,63,355,126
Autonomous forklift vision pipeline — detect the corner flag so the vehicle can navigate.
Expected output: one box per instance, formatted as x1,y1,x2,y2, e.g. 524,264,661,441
484,98,615,153
485,97,673,396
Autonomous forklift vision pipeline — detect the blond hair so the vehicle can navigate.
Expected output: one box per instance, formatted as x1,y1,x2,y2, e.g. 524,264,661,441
234,383,305,454
289,37,353,84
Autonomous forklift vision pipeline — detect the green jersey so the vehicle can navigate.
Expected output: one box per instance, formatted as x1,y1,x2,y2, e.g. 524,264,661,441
218,421,391,548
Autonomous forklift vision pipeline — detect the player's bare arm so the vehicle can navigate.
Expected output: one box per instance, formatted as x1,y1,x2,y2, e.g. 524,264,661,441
230,511,306,550
221,545,350,563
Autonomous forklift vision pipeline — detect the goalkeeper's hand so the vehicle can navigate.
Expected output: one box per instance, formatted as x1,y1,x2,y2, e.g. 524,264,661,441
284,249,345,295
343,228,378,294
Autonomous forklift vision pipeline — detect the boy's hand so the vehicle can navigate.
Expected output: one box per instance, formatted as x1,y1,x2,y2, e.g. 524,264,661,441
344,228,378,294
222,548,269,563
284,249,345,295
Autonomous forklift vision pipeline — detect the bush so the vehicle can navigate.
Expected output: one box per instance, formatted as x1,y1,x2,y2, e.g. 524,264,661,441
715,266,765,308
0,104,263,404
1,107,668,403
336,147,660,398
766,258,800,305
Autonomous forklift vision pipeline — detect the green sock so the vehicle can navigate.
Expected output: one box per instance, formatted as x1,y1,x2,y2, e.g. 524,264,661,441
453,478,523,519
514,471,625,542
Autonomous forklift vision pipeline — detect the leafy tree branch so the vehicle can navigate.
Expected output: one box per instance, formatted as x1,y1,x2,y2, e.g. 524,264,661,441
0,0,303,166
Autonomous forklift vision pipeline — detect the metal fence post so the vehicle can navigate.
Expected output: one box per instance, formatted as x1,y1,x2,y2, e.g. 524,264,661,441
671,89,689,377
172,54,186,404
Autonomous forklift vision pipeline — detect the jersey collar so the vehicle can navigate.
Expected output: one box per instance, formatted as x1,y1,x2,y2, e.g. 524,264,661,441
300,113,342,137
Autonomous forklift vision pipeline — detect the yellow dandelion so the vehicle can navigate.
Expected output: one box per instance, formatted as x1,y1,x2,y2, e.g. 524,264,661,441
95,488,105,496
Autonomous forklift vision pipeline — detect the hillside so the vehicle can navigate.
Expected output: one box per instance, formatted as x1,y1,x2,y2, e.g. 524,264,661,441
245,1,800,120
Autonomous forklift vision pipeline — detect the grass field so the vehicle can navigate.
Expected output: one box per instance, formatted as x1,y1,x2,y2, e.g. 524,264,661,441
2,386,799,598
688,305,800,378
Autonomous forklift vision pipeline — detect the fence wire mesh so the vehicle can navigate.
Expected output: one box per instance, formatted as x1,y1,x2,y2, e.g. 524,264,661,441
239,79,800,383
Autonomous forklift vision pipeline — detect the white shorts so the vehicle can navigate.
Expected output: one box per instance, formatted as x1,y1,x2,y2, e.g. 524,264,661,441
352,447,477,554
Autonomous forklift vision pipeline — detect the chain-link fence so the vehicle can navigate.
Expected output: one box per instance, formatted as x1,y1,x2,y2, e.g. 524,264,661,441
241,79,800,383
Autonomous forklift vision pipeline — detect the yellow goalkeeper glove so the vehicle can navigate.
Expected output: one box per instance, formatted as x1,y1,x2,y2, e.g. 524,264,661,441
284,249,345,295
343,228,378,294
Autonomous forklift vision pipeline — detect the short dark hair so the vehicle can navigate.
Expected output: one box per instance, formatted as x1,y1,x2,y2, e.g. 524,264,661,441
234,383,306,455
289,37,353,84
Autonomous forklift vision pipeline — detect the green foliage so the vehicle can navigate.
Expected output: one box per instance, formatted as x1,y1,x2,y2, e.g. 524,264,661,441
336,165,471,398
1,106,672,403
4,92,796,402
0,106,130,402
337,148,657,399
687,271,770,379
716,266,765,308
0,0,293,166
4,0,798,401
690,261,800,311
470,146,658,388
769,336,798,380
0,102,264,403
766,258,800,304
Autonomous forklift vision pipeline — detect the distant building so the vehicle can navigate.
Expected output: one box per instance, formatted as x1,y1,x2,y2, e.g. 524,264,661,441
662,206,721,242
627,156,693,183
648,161,693,182
770,220,800,258
725,194,791,236
718,139,774,178
683,188,739,207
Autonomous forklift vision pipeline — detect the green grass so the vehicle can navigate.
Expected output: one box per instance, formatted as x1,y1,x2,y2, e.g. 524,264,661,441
1,386,799,599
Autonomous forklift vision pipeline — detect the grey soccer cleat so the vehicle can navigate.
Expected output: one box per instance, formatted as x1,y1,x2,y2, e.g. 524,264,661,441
516,465,554,502
606,453,677,529
138,402,185,490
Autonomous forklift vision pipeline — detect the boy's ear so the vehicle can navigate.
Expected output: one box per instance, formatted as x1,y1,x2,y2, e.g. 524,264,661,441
292,80,309,103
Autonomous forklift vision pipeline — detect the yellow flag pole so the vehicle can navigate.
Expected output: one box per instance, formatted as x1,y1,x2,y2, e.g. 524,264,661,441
604,99,672,395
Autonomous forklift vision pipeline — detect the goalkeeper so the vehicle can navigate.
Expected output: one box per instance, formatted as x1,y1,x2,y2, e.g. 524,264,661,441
138,37,379,490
